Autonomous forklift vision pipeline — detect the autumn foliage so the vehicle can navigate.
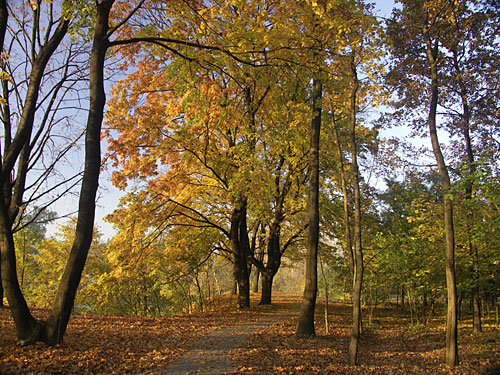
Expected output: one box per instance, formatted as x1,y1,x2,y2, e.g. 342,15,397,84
1,0,499,372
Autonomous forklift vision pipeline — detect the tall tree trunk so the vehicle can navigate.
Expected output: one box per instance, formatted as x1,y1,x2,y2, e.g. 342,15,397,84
0,0,6,309
329,101,354,280
452,48,481,334
296,78,322,337
43,0,113,345
347,55,363,366
425,30,459,366
0,7,70,345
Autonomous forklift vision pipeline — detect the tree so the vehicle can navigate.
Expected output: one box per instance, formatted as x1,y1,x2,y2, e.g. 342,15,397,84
347,50,363,365
388,0,461,365
0,0,158,346
439,1,500,334
319,1,385,362
296,77,322,336
0,0,71,345
104,0,320,309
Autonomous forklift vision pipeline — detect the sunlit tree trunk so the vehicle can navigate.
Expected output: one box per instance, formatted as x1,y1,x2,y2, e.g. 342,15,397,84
329,101,354,280
296,78,322,336
424,27,459,366
347,55,363,366
451,48,481,334
0,0,5,308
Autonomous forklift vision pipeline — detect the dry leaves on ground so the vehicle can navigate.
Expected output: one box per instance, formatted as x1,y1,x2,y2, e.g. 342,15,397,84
1,294,499,375
231,296,500,375
0,299,257,375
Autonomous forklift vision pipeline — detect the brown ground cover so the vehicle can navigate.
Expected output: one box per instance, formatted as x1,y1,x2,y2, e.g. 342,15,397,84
0,296,251,374
233,295,500,374
1,294,498,374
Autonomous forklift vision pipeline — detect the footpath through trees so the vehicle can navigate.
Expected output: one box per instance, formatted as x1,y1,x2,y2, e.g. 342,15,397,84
1,294,499,374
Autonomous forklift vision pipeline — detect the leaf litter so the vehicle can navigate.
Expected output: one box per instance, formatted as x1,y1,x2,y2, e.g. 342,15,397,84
1,294,499,374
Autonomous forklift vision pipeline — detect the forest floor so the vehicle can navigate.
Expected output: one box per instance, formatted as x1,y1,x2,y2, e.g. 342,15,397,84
0,293,499,374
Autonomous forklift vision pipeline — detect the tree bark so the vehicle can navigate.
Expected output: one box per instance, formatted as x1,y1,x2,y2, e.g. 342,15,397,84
424,29,459,366
43,0,113,345
260,271,274,305
0,0,7,307
0,198,41,341
230,195,250,309
451,48,482,334
347,55,363,366
329,102,354,280
258,219,282,305
253,156,295,305
0,5,69,344
252,250,264,293
296,78,322,337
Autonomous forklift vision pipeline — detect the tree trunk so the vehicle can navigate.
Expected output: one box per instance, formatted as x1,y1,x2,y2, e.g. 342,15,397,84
347,55,363,366
0,257,3,306
424,31,459,366
472,291,482,333
230,195,250,309
401,287,405,312
0,6,70,345
452,48,482,335
319,257,329,334
42,0,113,345
260,271,274,305
258,220,282,305
0,200,41,342
252,252,263,293
0,0,6,308
329,101,354,280
296,78,322,337
231,276,238,295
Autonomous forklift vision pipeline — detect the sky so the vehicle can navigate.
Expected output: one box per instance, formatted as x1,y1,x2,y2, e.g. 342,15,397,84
373,0,396,18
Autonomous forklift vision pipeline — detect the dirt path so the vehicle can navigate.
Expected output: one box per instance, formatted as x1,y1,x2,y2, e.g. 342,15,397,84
167,314,291,374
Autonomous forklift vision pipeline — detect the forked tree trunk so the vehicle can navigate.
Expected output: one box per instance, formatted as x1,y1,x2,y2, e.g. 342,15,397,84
296,78,322,337
424,29,459,366
258,221,283,305
252,250,264,293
